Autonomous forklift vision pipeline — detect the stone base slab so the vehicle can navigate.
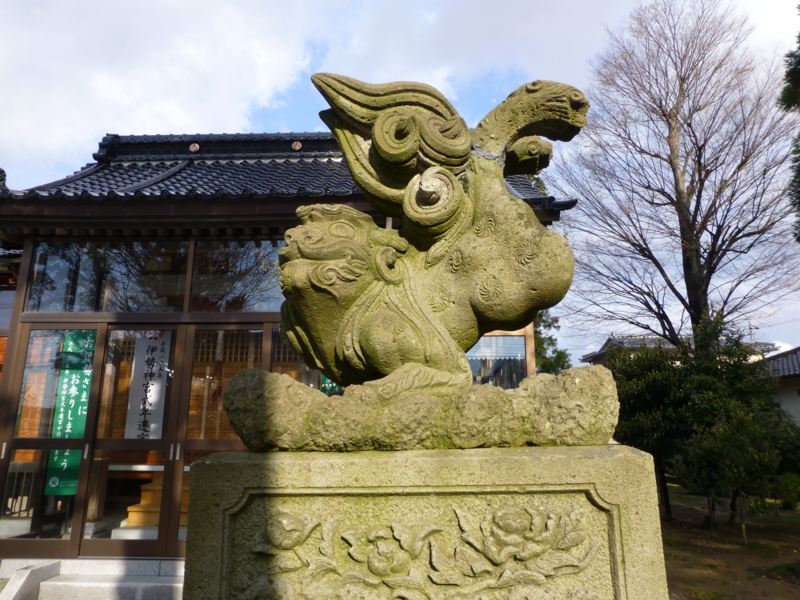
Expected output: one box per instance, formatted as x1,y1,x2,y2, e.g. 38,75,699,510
184,446,668,600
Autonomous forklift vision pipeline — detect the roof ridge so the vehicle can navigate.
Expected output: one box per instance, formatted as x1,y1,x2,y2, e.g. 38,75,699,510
108,152,342,162
25,162,106,192
92,132,342,164
115,160,191,193
766,345,800,361
612,333,665,337
109,132,334,142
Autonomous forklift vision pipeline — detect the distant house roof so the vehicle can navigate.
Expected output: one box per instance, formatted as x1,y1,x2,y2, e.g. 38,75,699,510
581,335,673,364
581,334,776,365
0,132,572,240
766,346,800,379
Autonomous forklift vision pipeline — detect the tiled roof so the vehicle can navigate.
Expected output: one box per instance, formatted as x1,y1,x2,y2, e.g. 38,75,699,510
0,132,573,238
11,133,360,200
766,346,800,378
1,133,565,204
505,175,578,212
21,158,359,200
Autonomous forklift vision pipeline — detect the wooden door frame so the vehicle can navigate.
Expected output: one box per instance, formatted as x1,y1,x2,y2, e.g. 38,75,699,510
0,235,282,559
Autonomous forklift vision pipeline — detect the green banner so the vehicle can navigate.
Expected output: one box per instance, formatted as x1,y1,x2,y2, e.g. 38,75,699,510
45,330,96,496
45,449,81,496
321,374,342,396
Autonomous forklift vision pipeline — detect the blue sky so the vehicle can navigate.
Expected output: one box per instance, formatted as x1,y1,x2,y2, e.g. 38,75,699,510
1,0,798,360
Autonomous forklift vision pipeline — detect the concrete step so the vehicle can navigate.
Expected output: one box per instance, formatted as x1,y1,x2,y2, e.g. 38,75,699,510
59,559,184,577
38,574,183,600
0,559,184,600
0,561,60,600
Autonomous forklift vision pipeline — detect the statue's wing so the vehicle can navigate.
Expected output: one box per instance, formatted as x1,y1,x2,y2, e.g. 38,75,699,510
312,73,471,216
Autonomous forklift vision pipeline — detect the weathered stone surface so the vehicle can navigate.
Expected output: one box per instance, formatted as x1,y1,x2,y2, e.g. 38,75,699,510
224,365,619,451
509,368,621,446
184,446,669,600
276,74,588,404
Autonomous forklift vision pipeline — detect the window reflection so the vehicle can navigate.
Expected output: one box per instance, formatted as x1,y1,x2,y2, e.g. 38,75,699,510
0,267,17,329
14,329,96,439
270,329,320,389
466,336,527,390
188,330,261,440
0,336,6,387
0,263,18,385
97,330,176,439
85,450,166,540
25,241,188,313
191,241,283,312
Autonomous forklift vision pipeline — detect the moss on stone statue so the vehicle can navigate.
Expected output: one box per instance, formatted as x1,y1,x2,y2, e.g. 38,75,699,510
224,365,618,451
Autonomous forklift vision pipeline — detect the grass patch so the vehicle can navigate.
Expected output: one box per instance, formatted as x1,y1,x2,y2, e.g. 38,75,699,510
664,486,800,599
768,562,800,583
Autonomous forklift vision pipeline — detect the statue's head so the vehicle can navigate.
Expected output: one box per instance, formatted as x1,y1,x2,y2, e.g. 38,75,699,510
278,203,411,378
504,79,589,142
280,204,410,305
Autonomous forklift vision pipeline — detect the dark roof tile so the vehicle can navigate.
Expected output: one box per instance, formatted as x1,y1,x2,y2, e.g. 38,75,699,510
1,132,576,230
767,346,800,378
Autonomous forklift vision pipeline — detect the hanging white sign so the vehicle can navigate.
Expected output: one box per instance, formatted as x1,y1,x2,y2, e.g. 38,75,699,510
124,330,172,439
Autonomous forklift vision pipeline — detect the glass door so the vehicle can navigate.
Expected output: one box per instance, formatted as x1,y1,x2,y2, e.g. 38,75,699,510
1,323,281,558
0,325,104,558
79,327,186,557
171,326,260,556
82,325,263,557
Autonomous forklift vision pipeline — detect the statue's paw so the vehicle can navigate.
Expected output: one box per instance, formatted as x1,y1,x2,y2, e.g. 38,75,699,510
506,365,619,446
224,368,328,451
343,362,473,408
224,367,447,451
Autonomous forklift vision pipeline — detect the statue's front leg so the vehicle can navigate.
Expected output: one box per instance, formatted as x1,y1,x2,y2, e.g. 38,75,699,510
344,309,473,407
343,361,473,408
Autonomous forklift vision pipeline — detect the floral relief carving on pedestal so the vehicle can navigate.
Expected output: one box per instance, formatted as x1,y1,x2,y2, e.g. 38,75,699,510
231,502,603,600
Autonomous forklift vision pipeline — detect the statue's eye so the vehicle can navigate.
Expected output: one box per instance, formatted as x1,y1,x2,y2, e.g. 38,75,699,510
568,91,587,108
526,81,542,93
329,221,356,239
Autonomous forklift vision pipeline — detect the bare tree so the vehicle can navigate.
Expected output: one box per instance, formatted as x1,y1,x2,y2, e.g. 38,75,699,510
552,0,800,347
778,5,800,241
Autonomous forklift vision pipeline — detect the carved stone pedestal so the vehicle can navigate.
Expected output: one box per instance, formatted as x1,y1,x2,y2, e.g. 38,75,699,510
184,446,669,600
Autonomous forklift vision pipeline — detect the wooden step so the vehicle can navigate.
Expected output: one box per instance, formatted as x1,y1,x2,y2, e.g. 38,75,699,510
126,504,188,526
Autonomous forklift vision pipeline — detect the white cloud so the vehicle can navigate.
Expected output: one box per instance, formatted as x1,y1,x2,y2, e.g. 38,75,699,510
0,0,640,189
1,0,796,192
315,0,633,96
0,0,332,187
